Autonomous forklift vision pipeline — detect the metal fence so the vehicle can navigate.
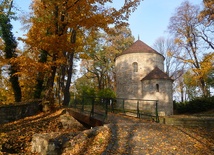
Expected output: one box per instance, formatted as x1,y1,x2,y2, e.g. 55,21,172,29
69,96,159,122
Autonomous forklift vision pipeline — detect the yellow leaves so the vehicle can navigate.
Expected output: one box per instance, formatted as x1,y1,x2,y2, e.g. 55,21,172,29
79,53,91,59
27,0,141,54
183,59,195,64
199,0,214,22
63,126,111,155
0,132,7,138
186,37,192,43
174,38,183,45
10,56,50,77
199,52,214,78
7,55,51,100
0,38,4,51
184,52,214,87
183,70,198,86
0,87,14,104
167,51,173,57
0,132,8,145
201,52,214,66
0,38,6,67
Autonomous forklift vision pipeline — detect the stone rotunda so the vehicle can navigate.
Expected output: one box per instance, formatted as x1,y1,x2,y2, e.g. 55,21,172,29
115,40,173,116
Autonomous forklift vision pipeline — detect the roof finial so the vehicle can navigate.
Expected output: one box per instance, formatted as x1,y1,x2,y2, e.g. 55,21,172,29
138,35,140,40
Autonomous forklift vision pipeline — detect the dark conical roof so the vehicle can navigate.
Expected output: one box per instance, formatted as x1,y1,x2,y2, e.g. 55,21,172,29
141,67,173,81
120,40,163,57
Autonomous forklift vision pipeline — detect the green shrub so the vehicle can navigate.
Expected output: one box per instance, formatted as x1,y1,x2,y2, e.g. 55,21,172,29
173,101,188,114
97,88,116,99
174,96,214,114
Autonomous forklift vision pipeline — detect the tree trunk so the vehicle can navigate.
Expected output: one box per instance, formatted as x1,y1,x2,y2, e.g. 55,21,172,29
62,29,76,106
63,52,74,106
180,82,184,102
10,65,22,102
45,54,57,104
34,50,48,99
199,78,208,97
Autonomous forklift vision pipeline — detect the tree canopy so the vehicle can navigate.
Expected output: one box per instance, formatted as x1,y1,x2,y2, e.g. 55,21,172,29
16,0,142,105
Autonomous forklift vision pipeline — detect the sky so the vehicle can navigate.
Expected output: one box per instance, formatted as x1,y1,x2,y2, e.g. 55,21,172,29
11,0,203,49
127,0,202,46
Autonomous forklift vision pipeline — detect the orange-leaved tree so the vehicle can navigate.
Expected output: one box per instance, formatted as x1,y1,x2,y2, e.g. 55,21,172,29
23,0,143,106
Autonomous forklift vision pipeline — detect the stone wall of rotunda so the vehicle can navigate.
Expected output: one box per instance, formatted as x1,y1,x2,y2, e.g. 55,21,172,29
115,52,164,99
141,79,173,116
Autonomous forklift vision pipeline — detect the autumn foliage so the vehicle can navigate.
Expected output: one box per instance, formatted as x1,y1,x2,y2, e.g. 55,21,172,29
0,0,214,104
0,0,143,104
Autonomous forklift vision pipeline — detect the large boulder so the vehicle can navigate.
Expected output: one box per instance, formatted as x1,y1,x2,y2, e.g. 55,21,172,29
31,125,111,155
31,132,77,155
31,112,85,154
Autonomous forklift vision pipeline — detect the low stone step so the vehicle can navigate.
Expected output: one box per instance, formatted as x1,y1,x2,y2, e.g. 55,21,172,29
160,117,214,127
124,112,138,117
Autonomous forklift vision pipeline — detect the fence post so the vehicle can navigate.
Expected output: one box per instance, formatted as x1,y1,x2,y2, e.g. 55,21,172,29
90,97,94,117
122,99,125,113
81,96,85,112
104,98,108,120
74,98,77,109
137,100,140,118
110,98,114,113
155,100,159,123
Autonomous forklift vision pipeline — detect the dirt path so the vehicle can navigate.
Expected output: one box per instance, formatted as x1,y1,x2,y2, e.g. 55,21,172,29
0,109,214,154
102,113,214,154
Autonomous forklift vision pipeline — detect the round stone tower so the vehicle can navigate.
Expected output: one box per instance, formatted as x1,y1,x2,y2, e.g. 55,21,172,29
115,40,173,116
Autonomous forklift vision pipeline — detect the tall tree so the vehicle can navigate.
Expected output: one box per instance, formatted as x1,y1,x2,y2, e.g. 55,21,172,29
62,29,76,106
196,52,214,96
24,0,142,105
168,1,209,97
33,50,48,99
0,0,22,102
80,26,134,92
153,37,186,101
183,70,199,100
153,37,183,79
103,26,135,90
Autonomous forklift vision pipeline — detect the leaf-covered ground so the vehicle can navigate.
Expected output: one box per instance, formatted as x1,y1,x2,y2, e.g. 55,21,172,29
103,113,214,154
0,109,214,154
0,109,86,154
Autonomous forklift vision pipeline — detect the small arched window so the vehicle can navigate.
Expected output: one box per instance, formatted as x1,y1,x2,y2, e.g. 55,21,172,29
156,84,159,92
132,62,138,72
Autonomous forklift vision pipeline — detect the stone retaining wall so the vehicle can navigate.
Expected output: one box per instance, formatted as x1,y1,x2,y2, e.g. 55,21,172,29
0,100,42,124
